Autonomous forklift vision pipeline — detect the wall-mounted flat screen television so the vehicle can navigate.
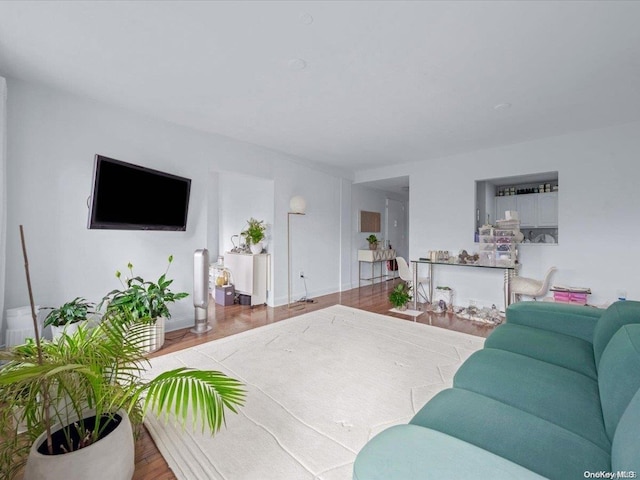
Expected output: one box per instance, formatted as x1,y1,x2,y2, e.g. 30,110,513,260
88,155,191,231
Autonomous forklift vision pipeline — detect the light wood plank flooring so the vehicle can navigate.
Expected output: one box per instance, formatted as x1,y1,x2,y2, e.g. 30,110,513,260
134,279,495,479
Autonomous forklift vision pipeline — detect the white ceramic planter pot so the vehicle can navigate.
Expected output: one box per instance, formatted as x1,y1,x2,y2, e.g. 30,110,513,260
50,321,83,341
141,317,165,353
24,409,134,480
250,242,263,255
154,316,166,351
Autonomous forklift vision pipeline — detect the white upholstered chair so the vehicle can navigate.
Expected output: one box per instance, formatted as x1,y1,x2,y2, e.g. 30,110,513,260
396,257,430,304
510,267,557,302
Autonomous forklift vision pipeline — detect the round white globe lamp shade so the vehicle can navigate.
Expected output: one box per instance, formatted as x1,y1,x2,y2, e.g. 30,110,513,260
289,195,306,214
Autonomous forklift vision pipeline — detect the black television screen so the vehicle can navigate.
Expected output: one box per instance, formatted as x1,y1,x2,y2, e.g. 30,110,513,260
88,155,191,231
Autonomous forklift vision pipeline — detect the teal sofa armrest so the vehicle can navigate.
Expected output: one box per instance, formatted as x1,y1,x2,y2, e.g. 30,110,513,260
353,425,546,480
506,301,602,342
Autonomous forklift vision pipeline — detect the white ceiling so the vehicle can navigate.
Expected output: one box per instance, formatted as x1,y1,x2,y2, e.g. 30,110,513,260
1,1,639,176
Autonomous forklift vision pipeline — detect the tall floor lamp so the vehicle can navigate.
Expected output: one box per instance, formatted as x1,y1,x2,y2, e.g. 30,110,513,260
288,195,306,309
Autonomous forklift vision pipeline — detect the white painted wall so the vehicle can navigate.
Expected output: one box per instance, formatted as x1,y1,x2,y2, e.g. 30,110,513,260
217,172,274,256
206,171,220,263
5,79,210,333
4,79,347,337
271,161,342,305
356,121,640,307
386,198,408,260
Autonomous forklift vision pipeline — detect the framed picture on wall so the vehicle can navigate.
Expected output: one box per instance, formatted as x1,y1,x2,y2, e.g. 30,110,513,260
360,210,381,232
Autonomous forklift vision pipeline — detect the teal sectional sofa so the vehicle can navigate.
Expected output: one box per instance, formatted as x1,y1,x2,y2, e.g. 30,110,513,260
354,301,640,479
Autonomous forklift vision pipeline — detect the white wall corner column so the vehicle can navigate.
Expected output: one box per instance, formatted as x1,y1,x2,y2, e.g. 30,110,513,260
0,77,7,343
339,179,352,291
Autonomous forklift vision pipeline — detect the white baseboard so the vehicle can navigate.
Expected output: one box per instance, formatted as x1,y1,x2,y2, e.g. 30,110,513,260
273,286,341,307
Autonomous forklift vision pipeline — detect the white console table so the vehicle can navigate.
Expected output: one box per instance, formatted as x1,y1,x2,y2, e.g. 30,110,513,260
225,253,270,306
358,249,397,287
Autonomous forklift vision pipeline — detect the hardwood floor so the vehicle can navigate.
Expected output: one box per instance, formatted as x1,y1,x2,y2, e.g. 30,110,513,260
134,279,496,479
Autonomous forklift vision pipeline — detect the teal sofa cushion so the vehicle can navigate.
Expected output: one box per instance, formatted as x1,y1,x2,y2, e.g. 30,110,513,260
612,387,640,474
507,301,602,342
593,301,640,366
353,425,546,480
485,322,597,379
410,388,611,480
598,324,640,441
453,348,609,450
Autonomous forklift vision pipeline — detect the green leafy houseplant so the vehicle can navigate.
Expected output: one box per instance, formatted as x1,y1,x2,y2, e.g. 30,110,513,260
366,234,378,250
389,282,412,309
99,255,188,322
241,217,266,245
0,309,246,479
43,297,95,328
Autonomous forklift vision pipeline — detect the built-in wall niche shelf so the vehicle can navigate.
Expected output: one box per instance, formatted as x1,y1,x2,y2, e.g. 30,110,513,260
475,171,559,245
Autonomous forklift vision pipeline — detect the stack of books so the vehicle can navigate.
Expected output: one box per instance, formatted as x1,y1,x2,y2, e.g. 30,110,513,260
550,285,592,305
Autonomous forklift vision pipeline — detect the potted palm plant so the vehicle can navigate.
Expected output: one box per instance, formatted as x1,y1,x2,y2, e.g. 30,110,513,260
241,217,266,254
43,297,95,340
99,256,188,352
389,282,412,310
0,309,245,480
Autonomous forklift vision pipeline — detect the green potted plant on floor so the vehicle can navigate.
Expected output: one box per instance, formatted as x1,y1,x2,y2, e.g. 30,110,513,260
241,217,267,254
0,308,245,480
43,297,95,340
389,282,412,310
99,255,188,352
366,234,378,250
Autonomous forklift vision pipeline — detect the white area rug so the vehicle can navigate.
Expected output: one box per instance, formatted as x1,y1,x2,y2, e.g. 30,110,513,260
144,305,484,480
